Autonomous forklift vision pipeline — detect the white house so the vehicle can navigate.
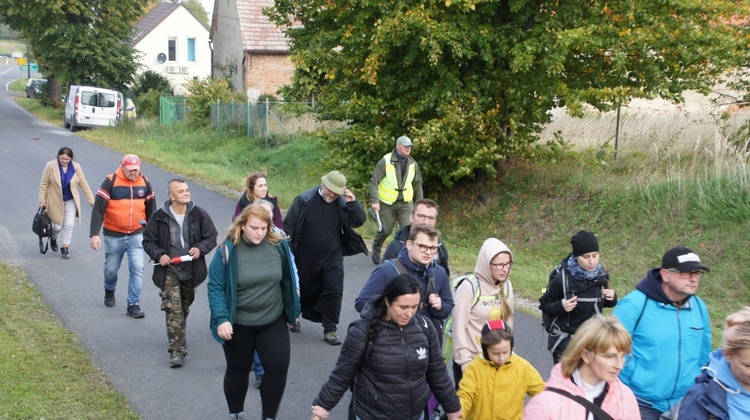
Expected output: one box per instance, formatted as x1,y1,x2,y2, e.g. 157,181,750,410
133,1,211,93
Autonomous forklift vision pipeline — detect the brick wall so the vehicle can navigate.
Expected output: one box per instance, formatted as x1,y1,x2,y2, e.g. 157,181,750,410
245,53,294,96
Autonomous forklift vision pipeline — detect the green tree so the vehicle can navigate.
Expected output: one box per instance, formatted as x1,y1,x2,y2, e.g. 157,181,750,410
268,0,749,189
132,70,174,97
184,77,246,126
183,0,209,28
0,0,148,106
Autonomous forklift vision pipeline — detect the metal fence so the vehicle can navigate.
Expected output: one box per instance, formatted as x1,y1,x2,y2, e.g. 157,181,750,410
538,104,750,157
209,99,344,146
159,96,187,125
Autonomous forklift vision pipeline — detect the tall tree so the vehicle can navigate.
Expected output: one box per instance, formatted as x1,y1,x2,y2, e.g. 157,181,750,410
0,0,148,104
268,0,749,189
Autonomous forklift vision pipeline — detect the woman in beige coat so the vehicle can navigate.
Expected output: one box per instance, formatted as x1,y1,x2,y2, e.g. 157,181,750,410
38,147,95,259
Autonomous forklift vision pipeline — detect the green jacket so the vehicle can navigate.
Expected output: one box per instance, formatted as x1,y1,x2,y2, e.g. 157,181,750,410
207,238,300,344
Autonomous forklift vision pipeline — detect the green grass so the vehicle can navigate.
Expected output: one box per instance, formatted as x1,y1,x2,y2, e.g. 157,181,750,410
0,264,138,417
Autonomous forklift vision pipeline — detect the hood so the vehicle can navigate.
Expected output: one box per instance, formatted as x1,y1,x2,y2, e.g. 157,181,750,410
635,268,675,304
474,238,512,286
707,348,743,394
159,200,196,219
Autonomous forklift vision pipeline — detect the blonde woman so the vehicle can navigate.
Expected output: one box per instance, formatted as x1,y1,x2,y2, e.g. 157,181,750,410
38,146,94,259
675,307,750,419
207,205,299,420
524,315,640,420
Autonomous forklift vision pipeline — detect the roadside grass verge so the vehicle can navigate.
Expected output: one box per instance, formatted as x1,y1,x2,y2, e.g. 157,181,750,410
0,264,138,418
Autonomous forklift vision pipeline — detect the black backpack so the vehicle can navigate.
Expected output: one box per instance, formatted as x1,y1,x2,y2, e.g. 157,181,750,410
540,265,569,334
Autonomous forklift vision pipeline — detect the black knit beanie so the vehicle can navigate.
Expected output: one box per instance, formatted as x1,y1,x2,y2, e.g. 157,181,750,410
571,230,599,257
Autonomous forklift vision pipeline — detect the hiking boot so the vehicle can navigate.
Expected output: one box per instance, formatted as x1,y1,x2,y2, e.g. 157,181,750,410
371,252,382,265
170,356,184,368
126,304,145,318
324,331,341,345
104,290,116,307
50,237,58,252
61,247,70,259
254,374,263,388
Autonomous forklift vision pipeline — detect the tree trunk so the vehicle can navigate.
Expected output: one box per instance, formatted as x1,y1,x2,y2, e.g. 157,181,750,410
45,76,63,108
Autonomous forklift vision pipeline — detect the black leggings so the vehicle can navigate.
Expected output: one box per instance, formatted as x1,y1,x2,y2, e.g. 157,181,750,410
222,315,290,417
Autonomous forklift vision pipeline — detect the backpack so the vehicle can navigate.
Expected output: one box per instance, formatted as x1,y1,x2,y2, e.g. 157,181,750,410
540,265,569,334
441,274,481,364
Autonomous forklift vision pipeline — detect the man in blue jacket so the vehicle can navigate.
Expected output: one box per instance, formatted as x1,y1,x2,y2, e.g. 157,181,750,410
613,246,712,420
355,224,453,341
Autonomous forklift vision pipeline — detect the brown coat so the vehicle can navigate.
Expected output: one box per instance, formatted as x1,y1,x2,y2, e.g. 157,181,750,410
38,160,95,225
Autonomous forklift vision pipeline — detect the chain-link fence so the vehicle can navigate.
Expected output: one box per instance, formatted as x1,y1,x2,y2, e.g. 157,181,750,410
159,96,187,125
539,103,750,157
209,99,344,146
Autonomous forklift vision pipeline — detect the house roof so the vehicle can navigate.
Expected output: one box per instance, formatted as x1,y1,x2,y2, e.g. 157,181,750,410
236,0,289,53
133,2,209,45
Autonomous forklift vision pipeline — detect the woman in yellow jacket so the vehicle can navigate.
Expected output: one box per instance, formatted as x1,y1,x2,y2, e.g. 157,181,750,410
38,147,95,259
457,320,545,420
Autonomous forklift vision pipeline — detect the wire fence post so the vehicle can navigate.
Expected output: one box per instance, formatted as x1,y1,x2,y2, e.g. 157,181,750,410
615,106,621,160
265,98,270,148
247,98,251,138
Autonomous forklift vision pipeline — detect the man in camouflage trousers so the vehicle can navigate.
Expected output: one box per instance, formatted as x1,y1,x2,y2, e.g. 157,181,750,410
143,179,217,367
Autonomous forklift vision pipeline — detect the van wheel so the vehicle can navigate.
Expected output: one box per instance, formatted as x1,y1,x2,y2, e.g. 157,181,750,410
64,120,70,129
70,123,77,133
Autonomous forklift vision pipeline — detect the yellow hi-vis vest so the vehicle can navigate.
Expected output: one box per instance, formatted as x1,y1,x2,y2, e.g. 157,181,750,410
377,152,416,205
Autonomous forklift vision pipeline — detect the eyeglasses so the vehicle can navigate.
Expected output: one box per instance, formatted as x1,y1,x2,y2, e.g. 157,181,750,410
666,269,702,279
490,261,513,270
595,352,629,366
414,242,441,254
413,213,437,222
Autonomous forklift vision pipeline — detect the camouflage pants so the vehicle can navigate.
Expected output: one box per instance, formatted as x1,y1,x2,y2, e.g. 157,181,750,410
160,272,195,358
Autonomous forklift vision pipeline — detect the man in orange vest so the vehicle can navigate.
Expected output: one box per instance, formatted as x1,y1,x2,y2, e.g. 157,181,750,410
369,135,423,265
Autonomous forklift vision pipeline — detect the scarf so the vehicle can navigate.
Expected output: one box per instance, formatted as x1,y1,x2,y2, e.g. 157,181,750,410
566,254,604,281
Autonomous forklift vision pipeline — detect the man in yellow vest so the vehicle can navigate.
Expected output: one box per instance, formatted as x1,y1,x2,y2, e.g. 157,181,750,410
369,135,423,265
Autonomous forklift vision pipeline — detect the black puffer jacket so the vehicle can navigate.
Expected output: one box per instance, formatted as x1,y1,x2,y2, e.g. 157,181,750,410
313,304,460,419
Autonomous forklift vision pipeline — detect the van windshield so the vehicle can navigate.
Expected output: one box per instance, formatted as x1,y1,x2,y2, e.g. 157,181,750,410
81,92,116,108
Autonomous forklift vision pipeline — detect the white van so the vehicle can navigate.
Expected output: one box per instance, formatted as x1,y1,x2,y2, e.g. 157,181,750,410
64,85,122,132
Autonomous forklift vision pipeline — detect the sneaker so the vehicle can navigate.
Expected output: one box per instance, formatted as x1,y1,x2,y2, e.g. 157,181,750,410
104,290,116,307
126,304,145,318
50,237,58,252
324,331,341,345
371,252,382,265
228,413,246,420
170,356,184,368
254,374,263,388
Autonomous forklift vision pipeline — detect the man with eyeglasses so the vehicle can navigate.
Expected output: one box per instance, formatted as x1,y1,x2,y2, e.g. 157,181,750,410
355,224,453,340
369,135,424,265
382,198,450,276
613,246,712,420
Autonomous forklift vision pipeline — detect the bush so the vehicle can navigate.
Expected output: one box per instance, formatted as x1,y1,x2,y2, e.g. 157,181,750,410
184,77,245,126
131,70,173,97
134,89,161,119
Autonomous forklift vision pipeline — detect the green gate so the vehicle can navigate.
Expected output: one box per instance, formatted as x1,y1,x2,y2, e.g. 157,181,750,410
159,96,187,125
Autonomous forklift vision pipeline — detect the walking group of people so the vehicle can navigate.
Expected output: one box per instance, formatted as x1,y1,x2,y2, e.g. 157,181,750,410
37,140,750,420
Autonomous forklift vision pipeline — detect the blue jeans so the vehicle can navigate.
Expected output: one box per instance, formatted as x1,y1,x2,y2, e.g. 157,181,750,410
103,233,145,306
253,351,264,376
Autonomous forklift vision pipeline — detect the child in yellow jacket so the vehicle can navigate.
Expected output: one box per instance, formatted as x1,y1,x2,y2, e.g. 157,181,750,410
457,320,545,420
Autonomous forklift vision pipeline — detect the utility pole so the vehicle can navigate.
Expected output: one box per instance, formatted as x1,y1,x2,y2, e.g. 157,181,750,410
25,41,30,79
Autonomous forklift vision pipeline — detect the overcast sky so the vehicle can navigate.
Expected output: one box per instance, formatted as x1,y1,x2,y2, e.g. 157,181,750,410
200,0,214,19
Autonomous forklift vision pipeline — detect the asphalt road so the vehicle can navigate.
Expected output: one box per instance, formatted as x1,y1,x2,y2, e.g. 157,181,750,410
0,62,552,419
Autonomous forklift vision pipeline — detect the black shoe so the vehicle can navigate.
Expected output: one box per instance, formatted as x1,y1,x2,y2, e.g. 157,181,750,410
170,356,184,368
126,304,145,318
371,252,382,265
50,237,58,252
254,374,263,388
61,247,70,259
104,290,115,307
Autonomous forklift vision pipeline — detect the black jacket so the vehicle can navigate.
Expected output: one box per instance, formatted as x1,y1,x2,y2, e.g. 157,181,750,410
383,224,450,276
283,186,367,256
142,201,218,289
313,304,461,419
539,255,617,334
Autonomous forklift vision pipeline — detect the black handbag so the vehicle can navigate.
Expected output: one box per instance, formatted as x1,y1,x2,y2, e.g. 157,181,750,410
32,207,53,254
